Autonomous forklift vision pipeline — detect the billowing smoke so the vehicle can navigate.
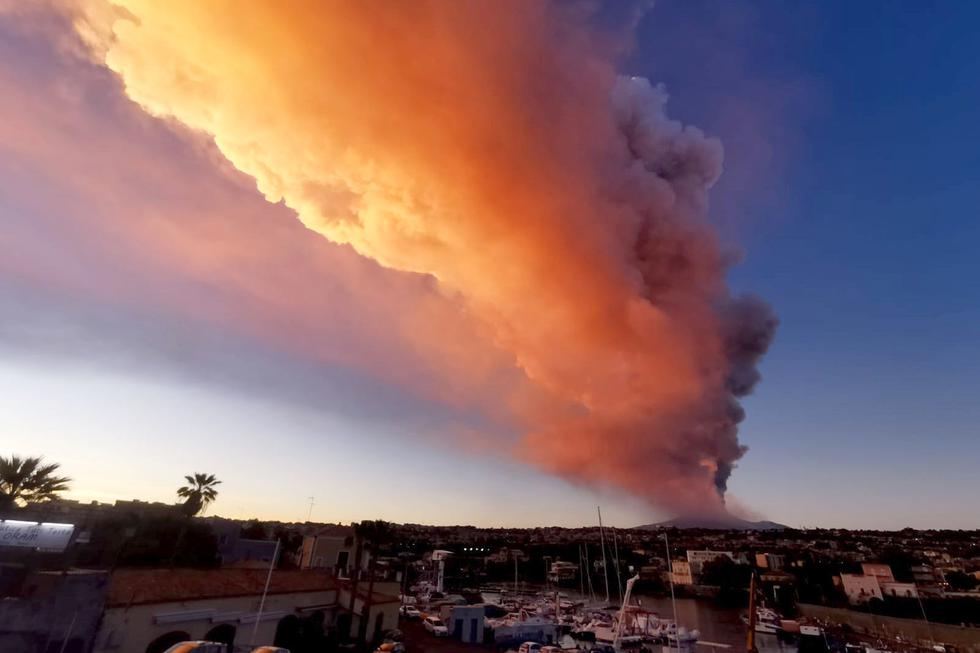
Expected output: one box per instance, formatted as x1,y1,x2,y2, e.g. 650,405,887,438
73,0,776,516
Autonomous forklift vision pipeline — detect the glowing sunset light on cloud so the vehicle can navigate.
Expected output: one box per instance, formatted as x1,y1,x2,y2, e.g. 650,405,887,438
62,0,777,518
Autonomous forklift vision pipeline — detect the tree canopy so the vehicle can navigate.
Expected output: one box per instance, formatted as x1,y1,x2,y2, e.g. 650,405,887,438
0,455,70,511
176,472,221,517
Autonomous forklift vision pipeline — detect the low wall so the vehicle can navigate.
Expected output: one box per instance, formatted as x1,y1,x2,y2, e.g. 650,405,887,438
798,603,980,653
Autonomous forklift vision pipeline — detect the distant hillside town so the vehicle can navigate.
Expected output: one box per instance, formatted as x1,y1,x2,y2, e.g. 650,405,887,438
2,489,979,652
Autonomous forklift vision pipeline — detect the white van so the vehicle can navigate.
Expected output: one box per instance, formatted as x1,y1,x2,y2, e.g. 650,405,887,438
423,615,449,636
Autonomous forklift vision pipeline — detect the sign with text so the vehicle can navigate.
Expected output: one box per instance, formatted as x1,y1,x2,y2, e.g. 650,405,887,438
0,520,74,552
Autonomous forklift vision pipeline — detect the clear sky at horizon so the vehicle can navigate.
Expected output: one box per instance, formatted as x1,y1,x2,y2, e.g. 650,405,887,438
2,1,978,530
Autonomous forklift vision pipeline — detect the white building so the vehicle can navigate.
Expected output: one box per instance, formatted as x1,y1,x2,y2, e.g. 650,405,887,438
92,568,399,653
840,573,883,604
861,563,895,583
448,604,486,643
301,524,368,577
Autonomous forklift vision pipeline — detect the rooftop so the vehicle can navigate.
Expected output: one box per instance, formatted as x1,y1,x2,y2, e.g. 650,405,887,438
313,524,355,538
106,568,337,607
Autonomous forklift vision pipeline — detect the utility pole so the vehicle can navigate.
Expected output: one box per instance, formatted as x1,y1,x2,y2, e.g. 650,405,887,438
306,496,315,522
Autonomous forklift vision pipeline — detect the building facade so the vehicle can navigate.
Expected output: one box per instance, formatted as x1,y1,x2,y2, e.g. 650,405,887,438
840,573,883,604
670,560,694,585
880,581,919,598
91,568,399,653
301,525,368,577
755,553,786,570
686,550,734,579
861,563,895,583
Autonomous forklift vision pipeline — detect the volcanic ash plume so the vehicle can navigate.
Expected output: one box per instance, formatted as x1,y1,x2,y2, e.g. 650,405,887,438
75,0,777,515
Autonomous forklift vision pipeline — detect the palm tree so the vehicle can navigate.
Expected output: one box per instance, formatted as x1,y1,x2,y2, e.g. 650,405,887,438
356,520,394,648
176,473,221,516
0,455,70,513
170,472,220,567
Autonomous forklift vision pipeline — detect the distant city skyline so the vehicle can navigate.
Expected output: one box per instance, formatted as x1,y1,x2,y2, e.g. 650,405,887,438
2,2,979,531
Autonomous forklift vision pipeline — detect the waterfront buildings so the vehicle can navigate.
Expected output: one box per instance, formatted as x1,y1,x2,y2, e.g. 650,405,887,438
670,560,694,585
685,550,735,579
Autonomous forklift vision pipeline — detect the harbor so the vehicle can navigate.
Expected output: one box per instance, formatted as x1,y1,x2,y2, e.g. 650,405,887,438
397,581,808,653
393,575,969,653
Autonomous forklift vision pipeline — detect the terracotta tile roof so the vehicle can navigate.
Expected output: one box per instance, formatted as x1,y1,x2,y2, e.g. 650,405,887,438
106,568,337,607
336,579,401,606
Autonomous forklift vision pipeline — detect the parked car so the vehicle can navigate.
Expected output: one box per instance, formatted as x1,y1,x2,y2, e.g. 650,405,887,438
375,642,405,653
163,643,226,653
400,605,421,619
423,616,449,636
518,642,543,653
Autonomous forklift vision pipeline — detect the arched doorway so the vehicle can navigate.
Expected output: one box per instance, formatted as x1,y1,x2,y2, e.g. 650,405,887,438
273,614,301,651
204,623,236,652
334,612,352,641
300,610,328,650
145,631,191,653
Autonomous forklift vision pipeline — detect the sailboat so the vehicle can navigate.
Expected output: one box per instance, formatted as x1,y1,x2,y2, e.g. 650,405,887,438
661,532,699,653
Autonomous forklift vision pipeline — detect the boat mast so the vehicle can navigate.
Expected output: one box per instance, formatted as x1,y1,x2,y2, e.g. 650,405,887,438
597,506,611,604
583,542,595,603
662,532,680,652
612,528,624,601
578,543,586,597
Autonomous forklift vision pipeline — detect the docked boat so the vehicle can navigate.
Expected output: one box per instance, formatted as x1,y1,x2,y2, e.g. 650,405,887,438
488,614,561,646
742,607,783,634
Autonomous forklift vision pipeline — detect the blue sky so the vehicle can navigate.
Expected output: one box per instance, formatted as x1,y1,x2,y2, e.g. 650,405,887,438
2,1,978,529
629,0,980,527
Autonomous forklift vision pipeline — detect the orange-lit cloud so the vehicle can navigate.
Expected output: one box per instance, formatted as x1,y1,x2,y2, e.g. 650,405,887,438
0,4,528,430
23,1,775,516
